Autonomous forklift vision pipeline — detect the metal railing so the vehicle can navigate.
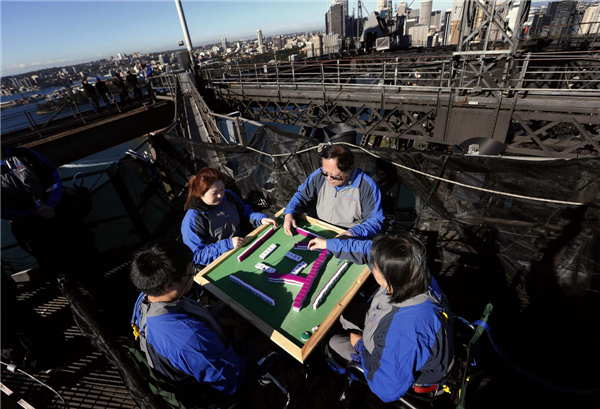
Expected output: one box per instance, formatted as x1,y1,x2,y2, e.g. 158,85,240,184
1,82,159,136
202,52,600,95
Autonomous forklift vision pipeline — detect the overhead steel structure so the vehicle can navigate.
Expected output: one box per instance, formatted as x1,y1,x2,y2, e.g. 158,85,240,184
204,0,600,158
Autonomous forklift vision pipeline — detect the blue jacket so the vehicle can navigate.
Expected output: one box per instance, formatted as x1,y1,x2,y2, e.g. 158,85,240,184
142,65,153,78
181,190,269,266
131,293,245,395
327,239,454,403
1,147,63,221
284,168,384,238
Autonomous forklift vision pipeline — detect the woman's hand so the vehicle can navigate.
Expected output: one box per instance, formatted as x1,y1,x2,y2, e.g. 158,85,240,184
334,230,352,239
308,237,327,251
231,237,246,248
350,332,363,347
261,218,278,227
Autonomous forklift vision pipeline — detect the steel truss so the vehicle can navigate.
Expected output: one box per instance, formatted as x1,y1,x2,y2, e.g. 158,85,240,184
218,85,600,158
204,0,600,158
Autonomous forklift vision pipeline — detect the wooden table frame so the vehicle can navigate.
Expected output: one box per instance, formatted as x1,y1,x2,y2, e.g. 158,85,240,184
195,209,371,363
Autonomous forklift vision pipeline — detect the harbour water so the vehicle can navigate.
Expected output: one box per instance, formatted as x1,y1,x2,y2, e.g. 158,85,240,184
0,86,65,103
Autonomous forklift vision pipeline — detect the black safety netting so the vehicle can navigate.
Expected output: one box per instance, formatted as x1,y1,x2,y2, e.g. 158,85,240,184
148,124,600,403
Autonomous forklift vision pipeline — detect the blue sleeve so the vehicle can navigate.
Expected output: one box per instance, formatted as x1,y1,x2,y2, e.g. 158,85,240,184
348,174,384,239
326,239,372,266
226,190,268,228
284,168,323,216
30,149,62,209
355,316,420,402
152,318,246,395
181,209,234,266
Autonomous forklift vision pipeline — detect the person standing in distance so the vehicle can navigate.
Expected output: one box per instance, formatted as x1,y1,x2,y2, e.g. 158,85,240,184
283,145,384,239
181,168,277,266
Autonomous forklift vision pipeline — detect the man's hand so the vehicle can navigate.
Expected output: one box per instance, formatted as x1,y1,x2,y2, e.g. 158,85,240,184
283,214,297,236
334,230,353,239
308,238,327,251
36,205,55,219
350,332,363,347
231,237,246,248
261,218,278,227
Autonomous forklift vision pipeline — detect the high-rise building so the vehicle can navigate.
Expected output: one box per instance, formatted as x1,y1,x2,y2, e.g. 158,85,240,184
306,41,315,58
451,0,464,22
443,9,453,44
221,37,228,50
324,33,340,54
312,35,323,56
411,9,420,21
421,0,433,28
397,2,408,17
550,1,575,37
257,29,264,48
409,24,429,47
542,2,559,27
583,6,600,35
405,18,418,34
431,10,442,30
506,3,521,37
275,35,285,49
330,2,344,37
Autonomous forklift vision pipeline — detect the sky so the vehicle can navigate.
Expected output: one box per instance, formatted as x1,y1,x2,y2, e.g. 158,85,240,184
1,0,454,77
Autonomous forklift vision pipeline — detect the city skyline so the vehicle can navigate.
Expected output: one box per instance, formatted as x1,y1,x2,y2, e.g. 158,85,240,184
1,1,453,77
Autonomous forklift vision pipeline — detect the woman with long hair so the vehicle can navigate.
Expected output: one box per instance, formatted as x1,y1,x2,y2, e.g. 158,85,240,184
181,168,276,266
308,233,454,403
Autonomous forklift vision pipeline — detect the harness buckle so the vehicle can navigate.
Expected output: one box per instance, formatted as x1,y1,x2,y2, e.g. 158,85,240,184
131,324,141,341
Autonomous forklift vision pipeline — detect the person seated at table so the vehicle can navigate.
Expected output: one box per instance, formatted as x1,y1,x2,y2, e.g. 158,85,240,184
308,234,454,403
130,240,246,397
283,145,384,239
181,168,277,266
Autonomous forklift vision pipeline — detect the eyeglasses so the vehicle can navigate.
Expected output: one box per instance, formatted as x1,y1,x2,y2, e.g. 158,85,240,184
320,169,345,181
178,272,196,281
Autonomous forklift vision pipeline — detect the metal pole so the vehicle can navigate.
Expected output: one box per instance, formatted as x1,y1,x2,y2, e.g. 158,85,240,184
174,0,197,72
24,111,43,138
74,101,87,124
321,64,326,103
291,61,296,87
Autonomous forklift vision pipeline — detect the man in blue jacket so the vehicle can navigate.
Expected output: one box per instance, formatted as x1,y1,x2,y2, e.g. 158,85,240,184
1,146,90,277
283,145,384,239
130,240,246,397
308,234,454,403
139,63,154,101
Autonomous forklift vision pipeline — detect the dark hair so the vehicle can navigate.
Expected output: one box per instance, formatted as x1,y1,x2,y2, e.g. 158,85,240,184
184,167,224,210
321,145,354,172
370,234,431,304
130,240,193,296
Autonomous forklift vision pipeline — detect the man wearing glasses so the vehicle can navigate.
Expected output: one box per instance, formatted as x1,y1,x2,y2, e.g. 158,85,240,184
283,145,384,239
130,240,246,400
